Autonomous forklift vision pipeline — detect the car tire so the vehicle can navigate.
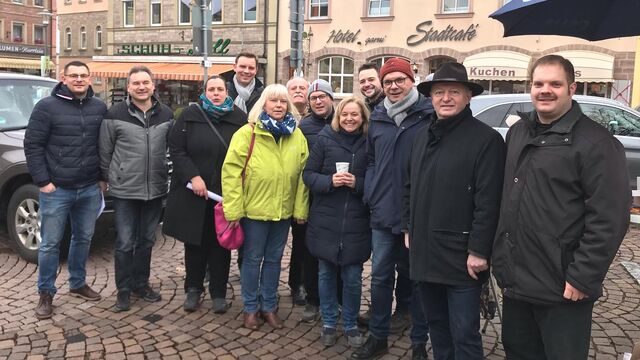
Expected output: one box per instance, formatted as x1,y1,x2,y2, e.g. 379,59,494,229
7,184,70,264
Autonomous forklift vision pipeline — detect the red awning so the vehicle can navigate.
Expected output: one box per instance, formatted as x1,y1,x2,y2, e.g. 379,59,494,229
87,61,233,81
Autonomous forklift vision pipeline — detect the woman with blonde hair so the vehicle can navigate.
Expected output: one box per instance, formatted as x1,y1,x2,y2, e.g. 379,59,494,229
303,96,371,347
221,84,309,331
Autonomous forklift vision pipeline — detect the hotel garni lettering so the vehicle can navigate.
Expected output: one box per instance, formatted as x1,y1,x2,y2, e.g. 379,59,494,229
406,20,478,46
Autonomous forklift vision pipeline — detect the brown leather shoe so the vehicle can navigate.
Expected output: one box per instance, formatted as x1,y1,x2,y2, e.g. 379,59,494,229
69,285,101,301
35,292,53,319
261,311,284,329
243,312,262,330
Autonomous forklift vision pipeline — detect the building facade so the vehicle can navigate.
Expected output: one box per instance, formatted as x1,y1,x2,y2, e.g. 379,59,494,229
276,0,636,104
1,0,56,76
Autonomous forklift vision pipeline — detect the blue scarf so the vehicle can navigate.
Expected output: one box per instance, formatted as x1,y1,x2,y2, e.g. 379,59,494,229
259,111,297,142
200,93,234,122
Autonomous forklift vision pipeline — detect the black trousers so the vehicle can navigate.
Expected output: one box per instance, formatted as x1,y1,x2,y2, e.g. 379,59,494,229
288,221,306,291
502,296,594,360
183,201,231,299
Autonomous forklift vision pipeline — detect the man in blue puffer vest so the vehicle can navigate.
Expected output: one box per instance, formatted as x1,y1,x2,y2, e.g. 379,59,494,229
25,60,107,319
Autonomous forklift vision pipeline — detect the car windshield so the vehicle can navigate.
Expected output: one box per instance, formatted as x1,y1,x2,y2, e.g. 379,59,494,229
0,79,55,131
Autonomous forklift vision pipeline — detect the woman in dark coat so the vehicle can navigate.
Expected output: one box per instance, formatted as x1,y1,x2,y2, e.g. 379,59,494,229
162,76,246,313
303,96,371,348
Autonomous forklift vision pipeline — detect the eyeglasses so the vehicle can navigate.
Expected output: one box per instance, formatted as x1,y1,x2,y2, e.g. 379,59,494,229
65,73,90,79
382,76,408,88
310,94,328,102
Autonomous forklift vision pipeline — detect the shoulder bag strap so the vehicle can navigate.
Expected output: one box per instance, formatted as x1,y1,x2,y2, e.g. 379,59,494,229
241,125,256,187
195,103,228,149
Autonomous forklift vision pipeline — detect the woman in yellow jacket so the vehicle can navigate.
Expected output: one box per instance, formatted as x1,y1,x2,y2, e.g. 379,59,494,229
222,84,309,331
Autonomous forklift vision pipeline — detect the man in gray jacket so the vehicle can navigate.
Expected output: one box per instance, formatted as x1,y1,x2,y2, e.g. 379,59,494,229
99,66,173,311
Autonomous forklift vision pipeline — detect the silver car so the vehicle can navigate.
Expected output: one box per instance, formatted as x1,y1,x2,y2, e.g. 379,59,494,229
470,94,640,189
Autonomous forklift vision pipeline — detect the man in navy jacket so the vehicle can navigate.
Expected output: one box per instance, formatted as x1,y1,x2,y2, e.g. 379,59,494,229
25,61,107,319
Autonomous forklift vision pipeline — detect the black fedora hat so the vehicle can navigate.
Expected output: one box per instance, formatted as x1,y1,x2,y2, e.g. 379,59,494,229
417,62,484,97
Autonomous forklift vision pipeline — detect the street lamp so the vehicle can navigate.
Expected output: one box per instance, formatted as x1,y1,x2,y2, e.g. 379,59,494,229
38,9,53,77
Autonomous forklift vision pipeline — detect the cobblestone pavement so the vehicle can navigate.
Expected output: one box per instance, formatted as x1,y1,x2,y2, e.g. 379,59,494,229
0,224,638,360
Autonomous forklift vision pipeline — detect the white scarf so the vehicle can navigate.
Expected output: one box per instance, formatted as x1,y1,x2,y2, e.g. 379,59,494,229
384,88,419,126
233,76,256,113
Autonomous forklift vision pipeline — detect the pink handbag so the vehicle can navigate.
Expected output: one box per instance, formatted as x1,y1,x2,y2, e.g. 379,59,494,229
213,125,255,251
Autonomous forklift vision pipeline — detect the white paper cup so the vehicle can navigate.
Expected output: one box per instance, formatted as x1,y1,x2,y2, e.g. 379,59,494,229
336,162,349,173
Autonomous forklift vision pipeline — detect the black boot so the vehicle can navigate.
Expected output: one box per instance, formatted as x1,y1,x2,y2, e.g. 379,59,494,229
183,288,202,312
350,335,388,360
411,343,428,360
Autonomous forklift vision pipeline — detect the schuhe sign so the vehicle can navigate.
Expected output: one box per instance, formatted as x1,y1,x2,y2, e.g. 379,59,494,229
407,20,478,46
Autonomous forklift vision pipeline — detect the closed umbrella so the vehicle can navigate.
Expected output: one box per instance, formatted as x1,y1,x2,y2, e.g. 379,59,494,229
490,0,640,41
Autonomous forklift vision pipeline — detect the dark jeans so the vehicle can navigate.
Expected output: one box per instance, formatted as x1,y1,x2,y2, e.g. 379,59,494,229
184,200,231,299
288,220,306,291
113,197,163,292
418,281,483,360
502,296,594,360
370,229,429,343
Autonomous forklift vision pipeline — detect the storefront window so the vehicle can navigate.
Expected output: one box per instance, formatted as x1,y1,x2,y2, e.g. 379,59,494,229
318,56,354,95
576,82,609,97
471,80,527,95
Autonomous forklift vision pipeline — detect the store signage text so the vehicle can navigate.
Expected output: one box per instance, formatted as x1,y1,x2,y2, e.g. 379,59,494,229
327,29,361,44
117,39,231,55
0,43,44,55
406,20,477,46
469,67,516,78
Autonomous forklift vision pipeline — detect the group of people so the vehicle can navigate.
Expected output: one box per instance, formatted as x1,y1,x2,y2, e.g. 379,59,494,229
25,51,630,360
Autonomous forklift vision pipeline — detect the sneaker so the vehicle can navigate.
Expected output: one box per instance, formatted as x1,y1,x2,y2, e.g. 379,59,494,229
345,328,365,347
131,286,162,302
302,304,319,323
183,288,202,312
357,308,371,326
321,327,338,347
291,285,307,306
389,309,410,334
114,291,130,312
212,298,230,314
69,285,101,301
35,292,53,319
350,335,388,360
411,343,428,360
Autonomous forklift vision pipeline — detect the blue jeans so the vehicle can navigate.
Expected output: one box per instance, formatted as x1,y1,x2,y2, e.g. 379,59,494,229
318,259,363,331
369,228,429,343
240,218,290,313
37,183,102,295
418,282,483,360
113,197,163,292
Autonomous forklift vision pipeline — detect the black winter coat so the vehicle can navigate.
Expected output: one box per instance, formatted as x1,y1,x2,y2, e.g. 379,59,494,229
403,106,505,285
162,104,246,245
303,126,370,266
226,77,264,113
364,95,433,234
299,110,335,151
492,102,630,305
25,83,106,188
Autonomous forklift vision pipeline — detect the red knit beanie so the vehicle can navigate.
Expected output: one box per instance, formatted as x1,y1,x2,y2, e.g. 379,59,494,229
379,58,414,82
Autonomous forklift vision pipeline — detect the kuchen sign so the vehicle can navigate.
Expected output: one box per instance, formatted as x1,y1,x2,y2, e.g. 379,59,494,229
406,20,478,46
469,67,516,78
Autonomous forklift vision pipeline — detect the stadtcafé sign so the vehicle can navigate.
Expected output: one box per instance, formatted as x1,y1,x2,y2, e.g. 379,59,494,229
0,43,44,55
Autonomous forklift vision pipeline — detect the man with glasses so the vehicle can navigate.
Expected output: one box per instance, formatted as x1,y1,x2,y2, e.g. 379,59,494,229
25,60,107,319
404,62,505,359
297,79,335,322
353,58,433,360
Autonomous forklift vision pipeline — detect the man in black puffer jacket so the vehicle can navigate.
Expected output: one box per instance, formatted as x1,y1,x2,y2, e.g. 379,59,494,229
25,61,107,320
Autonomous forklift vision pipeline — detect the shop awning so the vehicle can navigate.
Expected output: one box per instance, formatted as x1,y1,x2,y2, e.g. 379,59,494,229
0,57,53,70
87,61,233,81
551,50,614,82
463,51,532,81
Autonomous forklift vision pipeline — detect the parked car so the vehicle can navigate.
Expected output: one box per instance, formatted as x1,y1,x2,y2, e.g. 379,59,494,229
470,94,640,189
0,73,116,263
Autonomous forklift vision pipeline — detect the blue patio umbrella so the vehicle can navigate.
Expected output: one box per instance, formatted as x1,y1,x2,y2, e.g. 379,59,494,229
490,0,640,41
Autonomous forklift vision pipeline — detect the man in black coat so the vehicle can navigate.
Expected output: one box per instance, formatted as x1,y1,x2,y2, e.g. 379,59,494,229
492,55,630,360
403,62,505,359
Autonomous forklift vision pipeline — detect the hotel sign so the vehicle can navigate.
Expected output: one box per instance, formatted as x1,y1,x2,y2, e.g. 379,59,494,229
0,43,44,55
407,20,478,46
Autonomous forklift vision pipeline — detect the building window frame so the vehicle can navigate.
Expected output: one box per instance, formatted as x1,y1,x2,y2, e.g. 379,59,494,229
317,56,355,96
11,22,24,43
366,0,391,17
442,0,470,13
150,0,162,26
0,20,4,41
178,0,191,25
309,0,329,19
123,0,134,27
64,0,71,4
34,0,44,7
243,0,257,23
79,25,87,49
95,25,102,49
211,0,223,24
33,24,45,45
11,0,24,4
65,27,71,50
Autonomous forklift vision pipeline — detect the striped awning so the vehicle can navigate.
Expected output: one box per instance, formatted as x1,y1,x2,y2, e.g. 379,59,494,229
0,57,53,70
87,61,233,81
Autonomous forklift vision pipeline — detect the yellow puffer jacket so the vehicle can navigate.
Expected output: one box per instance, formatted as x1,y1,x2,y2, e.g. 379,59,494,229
221,123,309,221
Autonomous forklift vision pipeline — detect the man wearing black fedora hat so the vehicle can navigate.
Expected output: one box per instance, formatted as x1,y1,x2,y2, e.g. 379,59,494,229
402,62,505,359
